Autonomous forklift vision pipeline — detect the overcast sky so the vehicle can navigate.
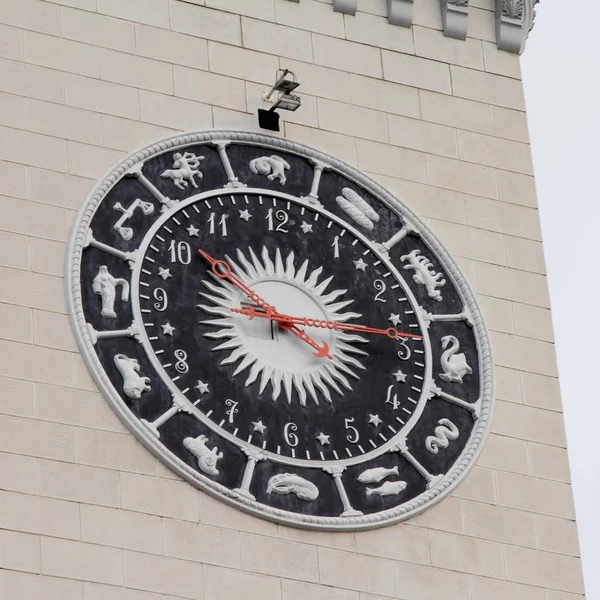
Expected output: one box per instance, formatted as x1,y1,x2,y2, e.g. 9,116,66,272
521,0,599,596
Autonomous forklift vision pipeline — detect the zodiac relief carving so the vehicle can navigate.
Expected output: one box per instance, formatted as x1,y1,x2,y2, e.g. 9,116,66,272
113,198,155,240
267,473,319,501
400,249,446,301
425,418,460,454
357,465,407,497
161,152,205,190
92,266,130,318
335,187,379,230
249,155,291,185
114,354,151,400
439,335,472,383
183,434,223,477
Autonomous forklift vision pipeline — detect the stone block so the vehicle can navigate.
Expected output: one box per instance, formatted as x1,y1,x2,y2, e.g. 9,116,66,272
242,17,311,62
478,432,529,475
536,514,581,557
0,0,60,35
521,372,563,412
394,561,470,600
314,33,382,78
504,546,585,594
346,10,414,53
414,25,484,69
139,90,213,132
389,114,458,158
205,564,281,600
120,472,201,521
426,154,498,198
275,0,344,37
30,167,92,210
451,65,526,110
383,51,451,94
355,523,430,564
97,0,170,28
0,57,63,104
529,442,572,484
62,7,136,53
0,451,38,494
497,471,576,519
470,576,545,600
318,98,389,143
136,24,209,70
0,489,81,539
0,23,23,61
170,0,241,45
175,65,246,111
513,302,554,343
82,504,162,554
163,519,241,567
319,547,396,596
2,570,83,600
123,549,203,598
65,73,140,120
463,501,536,547
351,74,420,119
357,139,427,183
0,303,33,344
420,89,491,134
42,538,123,585
429,530,504,578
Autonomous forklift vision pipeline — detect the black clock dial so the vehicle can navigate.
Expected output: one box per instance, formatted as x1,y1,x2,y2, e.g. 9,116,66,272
135,192,428,465
69,132,492,529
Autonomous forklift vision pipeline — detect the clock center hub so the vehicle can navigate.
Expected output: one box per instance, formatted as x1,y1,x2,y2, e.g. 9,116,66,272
234,277,334,372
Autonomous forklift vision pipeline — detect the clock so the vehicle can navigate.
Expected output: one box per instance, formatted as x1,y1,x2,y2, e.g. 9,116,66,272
67,130,493,530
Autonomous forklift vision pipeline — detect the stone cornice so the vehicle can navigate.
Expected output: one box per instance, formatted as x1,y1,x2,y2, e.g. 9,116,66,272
285,0,539,54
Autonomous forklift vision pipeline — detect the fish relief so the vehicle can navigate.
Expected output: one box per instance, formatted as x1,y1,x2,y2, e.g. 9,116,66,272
366,480,408,497
357,466,399,484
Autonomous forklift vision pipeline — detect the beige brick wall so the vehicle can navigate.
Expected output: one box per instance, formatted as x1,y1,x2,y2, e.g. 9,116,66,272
0,0,585,598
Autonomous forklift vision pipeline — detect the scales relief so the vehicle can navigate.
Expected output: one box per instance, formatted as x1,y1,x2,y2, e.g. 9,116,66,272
66,130,493,530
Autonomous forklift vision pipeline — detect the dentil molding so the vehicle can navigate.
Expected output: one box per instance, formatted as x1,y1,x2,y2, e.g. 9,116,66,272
286,0,538,54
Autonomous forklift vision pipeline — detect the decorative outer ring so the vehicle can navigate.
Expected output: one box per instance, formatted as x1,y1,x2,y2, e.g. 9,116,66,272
65,129,494,531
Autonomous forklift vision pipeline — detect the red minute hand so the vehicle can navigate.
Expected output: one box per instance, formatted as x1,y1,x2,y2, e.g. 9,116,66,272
231,307,422,340
198,249,332,359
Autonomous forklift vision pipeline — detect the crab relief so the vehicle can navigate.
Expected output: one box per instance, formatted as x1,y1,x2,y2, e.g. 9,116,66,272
183,434,224,477
400,249,446,301
114,354,151,400
161,152,205,190
249,155,291,185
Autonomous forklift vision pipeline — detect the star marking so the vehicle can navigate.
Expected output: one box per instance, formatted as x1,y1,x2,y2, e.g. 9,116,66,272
161,323,175,336
316,432,330,446
186,224,199,237
300,221,313,234
251,420,267,435
388,313,402,327
368,414,382,427
158,267,172,281
195,380,209,395
239,209,252,221
353,258,368,272
393,369,407,383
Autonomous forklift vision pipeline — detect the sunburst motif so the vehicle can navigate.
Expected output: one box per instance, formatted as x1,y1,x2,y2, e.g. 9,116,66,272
198,246,368,406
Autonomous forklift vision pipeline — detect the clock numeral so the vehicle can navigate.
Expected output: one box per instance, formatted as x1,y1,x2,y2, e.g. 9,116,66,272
207,212,228,236
266,208,289,233
373,279,387,303
153,288,168,312
385,385,400,410
331,235,340,258
225,399,239,424
168,240,191,264
397,337,412,361
425,418,459,454
344,417,360,444
174,349,189,374
283,422,299,447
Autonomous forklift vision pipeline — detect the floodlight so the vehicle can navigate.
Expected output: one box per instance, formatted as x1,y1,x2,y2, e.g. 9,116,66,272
258,69,303,132
263,69,300,102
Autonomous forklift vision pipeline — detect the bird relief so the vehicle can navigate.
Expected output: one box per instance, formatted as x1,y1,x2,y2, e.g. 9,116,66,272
439,335,472,384
357,465,407,497
267,473,319,501
249,155,291,185
183,434,223,477
92,266,130,318
400,249,446,301
161,152,205,190
114,354,151,400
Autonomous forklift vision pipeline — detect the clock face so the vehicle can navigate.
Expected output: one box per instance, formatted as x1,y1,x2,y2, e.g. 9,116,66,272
67,131,493,529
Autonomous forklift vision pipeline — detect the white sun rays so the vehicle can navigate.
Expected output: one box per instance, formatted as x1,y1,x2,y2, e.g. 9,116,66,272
197,246,368,406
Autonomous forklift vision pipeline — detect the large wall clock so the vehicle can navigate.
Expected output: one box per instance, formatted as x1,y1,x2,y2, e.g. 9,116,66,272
67,130,493,530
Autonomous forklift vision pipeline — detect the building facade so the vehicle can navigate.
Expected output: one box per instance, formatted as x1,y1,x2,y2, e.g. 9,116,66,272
0,0,586,598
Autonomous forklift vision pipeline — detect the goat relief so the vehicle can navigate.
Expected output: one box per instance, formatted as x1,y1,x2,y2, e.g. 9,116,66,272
439,335,472,384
